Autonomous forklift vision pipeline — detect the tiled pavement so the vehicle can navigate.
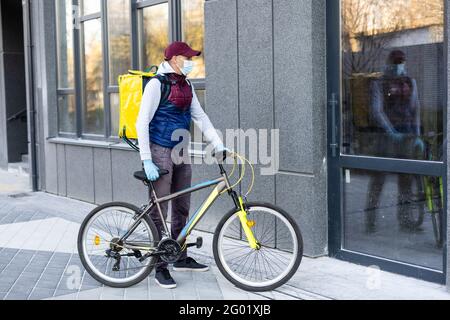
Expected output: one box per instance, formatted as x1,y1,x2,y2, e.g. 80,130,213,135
0,191,303,301
1,172,450,300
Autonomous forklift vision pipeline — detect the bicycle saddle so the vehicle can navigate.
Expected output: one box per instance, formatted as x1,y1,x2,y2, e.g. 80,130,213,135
134,170,169,182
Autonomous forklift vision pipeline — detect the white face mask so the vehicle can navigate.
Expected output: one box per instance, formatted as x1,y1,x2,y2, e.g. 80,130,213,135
177,59,195,76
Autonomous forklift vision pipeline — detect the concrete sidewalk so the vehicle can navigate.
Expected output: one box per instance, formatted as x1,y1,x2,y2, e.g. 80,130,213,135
0,172,449,300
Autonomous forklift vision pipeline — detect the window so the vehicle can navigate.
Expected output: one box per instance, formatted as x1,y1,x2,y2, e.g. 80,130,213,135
55,0,207,140
107,0,132,86
181,0,206,79
56,0,76,134
81,18,104,135
341,0,445,161
107,0,132,136
139,3,170,69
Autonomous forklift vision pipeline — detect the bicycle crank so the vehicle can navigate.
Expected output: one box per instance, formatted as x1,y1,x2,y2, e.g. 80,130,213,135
185,237,203,249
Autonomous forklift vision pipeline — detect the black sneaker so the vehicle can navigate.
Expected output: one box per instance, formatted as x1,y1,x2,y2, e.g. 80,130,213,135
173,257,209,272
155,269,177,289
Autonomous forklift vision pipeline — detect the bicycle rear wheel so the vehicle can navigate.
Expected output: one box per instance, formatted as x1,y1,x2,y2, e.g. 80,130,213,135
398,175,425,229
77,202,159,288
213,202,303,292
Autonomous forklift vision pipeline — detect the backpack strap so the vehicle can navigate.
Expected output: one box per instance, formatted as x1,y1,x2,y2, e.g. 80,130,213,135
154,74,193,103
186,79,193,89
155,74,173,102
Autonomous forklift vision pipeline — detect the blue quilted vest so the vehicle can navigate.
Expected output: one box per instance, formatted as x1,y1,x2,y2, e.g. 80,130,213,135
149,74,192,148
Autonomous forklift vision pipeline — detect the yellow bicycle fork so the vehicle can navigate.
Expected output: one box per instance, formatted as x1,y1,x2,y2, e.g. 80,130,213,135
237,196,261,250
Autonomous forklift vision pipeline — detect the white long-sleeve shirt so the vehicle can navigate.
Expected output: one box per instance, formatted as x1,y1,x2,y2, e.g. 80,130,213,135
136,61,223,161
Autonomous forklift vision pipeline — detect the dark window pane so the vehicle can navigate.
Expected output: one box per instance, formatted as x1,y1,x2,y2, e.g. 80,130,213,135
343,168,444,271
140,3,169,68
58,95,76,134
181,0,205,79
82,19,104,135
56,0,74,89
107,0,132,85
341,0,444,161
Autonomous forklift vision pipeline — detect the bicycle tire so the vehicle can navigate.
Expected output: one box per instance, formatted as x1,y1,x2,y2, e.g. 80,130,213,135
398,175,425,228
213,202,303,292
77,202,160,288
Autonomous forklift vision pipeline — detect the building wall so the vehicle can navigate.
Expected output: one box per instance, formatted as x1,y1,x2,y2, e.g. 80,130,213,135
25,0,450,286
204,0,328,257
29,0,328,258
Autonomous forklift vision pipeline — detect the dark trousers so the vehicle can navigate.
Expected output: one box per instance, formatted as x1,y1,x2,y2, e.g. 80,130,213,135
149,143,192,271
365,134,422,230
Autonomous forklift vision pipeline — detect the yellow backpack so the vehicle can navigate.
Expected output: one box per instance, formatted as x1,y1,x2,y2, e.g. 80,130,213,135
118,66,158,143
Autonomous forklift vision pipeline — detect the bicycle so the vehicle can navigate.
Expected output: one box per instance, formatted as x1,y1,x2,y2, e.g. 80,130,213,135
398,133,444,248
77,150,303,292
422,133,444,248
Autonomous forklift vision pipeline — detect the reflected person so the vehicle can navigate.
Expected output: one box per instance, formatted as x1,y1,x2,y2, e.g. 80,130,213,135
365,50,424,233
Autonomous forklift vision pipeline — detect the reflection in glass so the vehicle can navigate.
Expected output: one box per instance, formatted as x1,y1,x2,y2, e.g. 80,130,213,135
341,0,444,161
110,93,120,137
181,0,205,79
56,0,74,89
141,4,169,68
82,0,101,15
107,0,131,85
58,95,76,134
343,168,444,271
82,19,104,135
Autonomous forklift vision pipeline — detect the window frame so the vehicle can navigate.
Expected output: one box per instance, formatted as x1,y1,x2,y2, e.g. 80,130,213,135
55,0,207,142
79,5,105,140
55,0,77,138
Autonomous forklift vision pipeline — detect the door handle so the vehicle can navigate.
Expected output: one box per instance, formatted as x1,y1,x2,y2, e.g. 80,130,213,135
329,93,339,157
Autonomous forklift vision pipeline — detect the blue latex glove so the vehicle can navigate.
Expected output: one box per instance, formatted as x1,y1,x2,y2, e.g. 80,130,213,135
413,137,425,155
143,160,160,182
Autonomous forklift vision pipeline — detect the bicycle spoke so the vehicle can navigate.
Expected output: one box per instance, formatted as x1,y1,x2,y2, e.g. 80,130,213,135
217,206,300,289
81,206,157,284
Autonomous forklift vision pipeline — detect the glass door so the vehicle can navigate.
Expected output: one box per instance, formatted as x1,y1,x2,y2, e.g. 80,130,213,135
327,0,447,283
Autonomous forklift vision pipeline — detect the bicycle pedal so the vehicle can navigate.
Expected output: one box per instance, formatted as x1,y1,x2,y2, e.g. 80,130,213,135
186,237,203,249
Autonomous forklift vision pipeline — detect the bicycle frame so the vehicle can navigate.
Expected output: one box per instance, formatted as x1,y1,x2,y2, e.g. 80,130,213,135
119,164,260,253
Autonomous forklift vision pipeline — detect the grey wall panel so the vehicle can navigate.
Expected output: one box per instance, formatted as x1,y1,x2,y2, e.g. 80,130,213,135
93,148,113,204
237,0,275,204
56,144,66,196
274,0,314,174
111,149,148,206
311,0,327,173
34,0,58,194
276,173,327,257
311,0,328,258
202,0,241,233
204,0,239,136
44,142,57,195
65,145,95,203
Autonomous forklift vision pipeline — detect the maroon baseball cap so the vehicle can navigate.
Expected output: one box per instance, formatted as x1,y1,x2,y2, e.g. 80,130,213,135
387,50,406,65
164,42,202,61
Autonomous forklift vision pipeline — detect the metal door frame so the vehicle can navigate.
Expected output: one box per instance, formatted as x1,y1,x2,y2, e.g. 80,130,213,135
326,0,448,284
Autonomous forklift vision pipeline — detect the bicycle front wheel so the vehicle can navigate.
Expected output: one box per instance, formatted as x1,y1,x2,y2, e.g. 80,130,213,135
213,202,303,292
77,202,159,288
